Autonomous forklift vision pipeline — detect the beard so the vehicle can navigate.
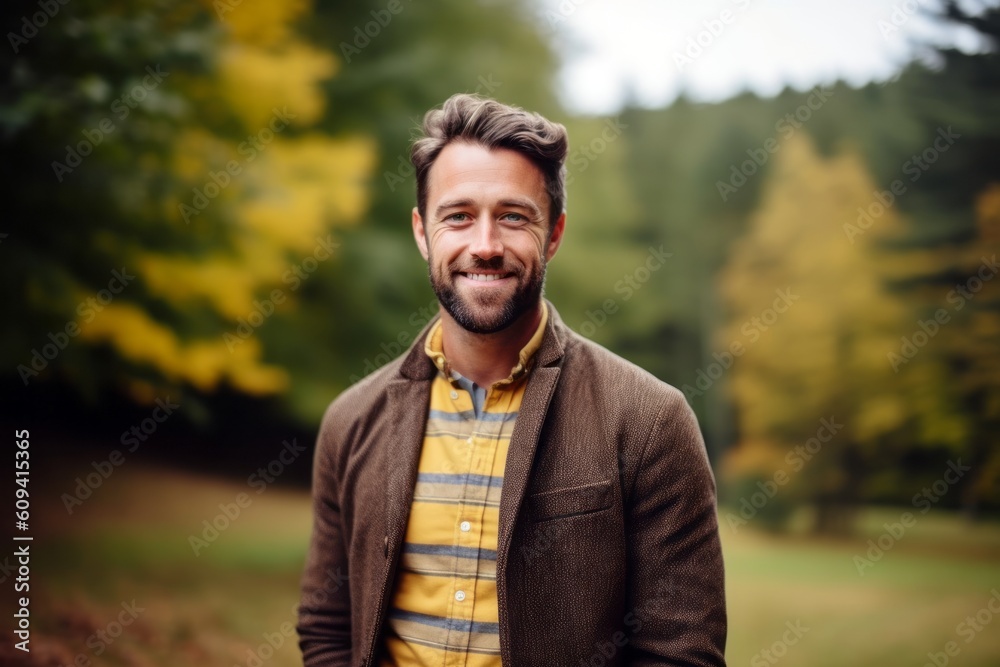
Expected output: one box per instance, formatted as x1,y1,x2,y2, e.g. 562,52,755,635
429,255,545,334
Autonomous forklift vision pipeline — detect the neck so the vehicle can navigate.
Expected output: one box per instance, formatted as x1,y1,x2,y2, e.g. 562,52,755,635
438,301,543,387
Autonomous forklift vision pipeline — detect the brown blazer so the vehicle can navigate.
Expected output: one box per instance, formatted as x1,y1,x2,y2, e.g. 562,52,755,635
297,301,727,666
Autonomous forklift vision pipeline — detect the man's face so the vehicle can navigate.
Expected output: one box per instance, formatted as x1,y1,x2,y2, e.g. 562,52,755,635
412,141,565,334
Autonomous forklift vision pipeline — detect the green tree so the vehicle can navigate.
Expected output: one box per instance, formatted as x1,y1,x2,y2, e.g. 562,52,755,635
1,0,376,424
718,134,967,531
1,0,564,432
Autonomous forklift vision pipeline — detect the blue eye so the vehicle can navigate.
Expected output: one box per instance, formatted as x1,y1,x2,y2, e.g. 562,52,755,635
501,213,525,222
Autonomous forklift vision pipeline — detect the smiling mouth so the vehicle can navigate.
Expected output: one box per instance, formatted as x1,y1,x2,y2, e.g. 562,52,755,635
459,272,514,283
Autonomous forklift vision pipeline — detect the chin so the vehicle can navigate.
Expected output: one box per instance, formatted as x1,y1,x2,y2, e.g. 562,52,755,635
454,306,513,334
430,266,542,334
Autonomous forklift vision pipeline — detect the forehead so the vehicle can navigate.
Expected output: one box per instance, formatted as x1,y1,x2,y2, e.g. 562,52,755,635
426,142,547,205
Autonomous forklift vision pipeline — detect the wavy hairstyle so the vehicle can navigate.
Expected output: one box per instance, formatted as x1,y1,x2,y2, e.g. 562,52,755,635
410,94,568,228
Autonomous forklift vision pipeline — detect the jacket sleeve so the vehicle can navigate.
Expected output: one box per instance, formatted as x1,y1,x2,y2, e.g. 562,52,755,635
624,390,727,666
297,407,354,666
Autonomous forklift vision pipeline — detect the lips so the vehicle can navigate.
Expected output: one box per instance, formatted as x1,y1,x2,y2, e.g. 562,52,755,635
461,272,512,282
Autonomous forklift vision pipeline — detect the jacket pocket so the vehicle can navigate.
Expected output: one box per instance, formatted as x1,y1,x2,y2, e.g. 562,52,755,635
526,478,613,523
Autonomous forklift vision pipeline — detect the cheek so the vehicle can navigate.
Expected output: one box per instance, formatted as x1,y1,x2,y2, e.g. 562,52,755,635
428,232,464,266
518,232,547,263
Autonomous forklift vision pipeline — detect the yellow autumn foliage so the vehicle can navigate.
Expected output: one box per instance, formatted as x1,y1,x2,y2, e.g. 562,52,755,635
110,0,375,399
78,303,289,395
217,41,336,131
952,183,1000,418
214,0,310,47
237,135,375,251
976,183,1000,242
146,132,374,312
719,133,968,484
136,254,270,320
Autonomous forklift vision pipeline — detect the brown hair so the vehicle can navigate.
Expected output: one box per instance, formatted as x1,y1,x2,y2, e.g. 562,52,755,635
410,94,568,227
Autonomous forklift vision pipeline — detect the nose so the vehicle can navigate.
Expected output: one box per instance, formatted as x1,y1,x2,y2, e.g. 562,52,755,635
467,216,504,260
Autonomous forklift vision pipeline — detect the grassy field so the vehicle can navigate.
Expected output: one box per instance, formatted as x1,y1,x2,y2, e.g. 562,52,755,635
11,462,1000,667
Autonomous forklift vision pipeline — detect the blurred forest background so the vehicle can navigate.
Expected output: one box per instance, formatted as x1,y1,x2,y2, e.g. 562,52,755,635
1,0,999,665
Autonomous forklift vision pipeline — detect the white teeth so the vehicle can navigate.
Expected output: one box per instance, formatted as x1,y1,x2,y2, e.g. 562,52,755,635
467,273,503,282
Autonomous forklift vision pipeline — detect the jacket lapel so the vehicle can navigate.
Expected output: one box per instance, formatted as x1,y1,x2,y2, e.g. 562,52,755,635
496,366,560,567
383,378,431,558
383,316,439,558
365,376,429,665
496,299,567,568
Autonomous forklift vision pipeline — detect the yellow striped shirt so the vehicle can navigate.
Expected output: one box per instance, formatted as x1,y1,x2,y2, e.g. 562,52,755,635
380,304,548,666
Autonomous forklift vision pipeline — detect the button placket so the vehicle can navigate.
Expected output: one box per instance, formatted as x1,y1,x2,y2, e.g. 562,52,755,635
447,409,478,655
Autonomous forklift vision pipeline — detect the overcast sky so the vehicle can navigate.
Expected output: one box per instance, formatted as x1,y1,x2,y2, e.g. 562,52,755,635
539,0,996,114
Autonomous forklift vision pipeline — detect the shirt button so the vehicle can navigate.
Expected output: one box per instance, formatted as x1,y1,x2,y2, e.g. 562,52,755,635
460,521,471,532
466,436,474,444
455,590,466,602
450,390,458,399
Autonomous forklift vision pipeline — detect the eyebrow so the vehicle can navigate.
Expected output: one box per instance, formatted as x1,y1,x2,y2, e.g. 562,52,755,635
434,198,475,218
434,197,543,220
499,198,543,219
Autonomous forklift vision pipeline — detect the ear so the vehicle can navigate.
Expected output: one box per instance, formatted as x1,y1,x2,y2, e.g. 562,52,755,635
412,207,429,261
544,211,566,262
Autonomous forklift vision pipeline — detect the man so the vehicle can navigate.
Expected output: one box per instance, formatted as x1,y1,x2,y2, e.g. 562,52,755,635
297,94,727,666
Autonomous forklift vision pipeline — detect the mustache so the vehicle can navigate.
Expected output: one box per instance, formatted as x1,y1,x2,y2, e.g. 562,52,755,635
451,257,520,274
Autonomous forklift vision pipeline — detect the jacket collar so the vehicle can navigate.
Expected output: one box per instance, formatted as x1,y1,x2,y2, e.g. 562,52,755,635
398,297,568,382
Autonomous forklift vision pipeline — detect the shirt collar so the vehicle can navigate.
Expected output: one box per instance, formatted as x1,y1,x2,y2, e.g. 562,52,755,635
424,301,549,389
